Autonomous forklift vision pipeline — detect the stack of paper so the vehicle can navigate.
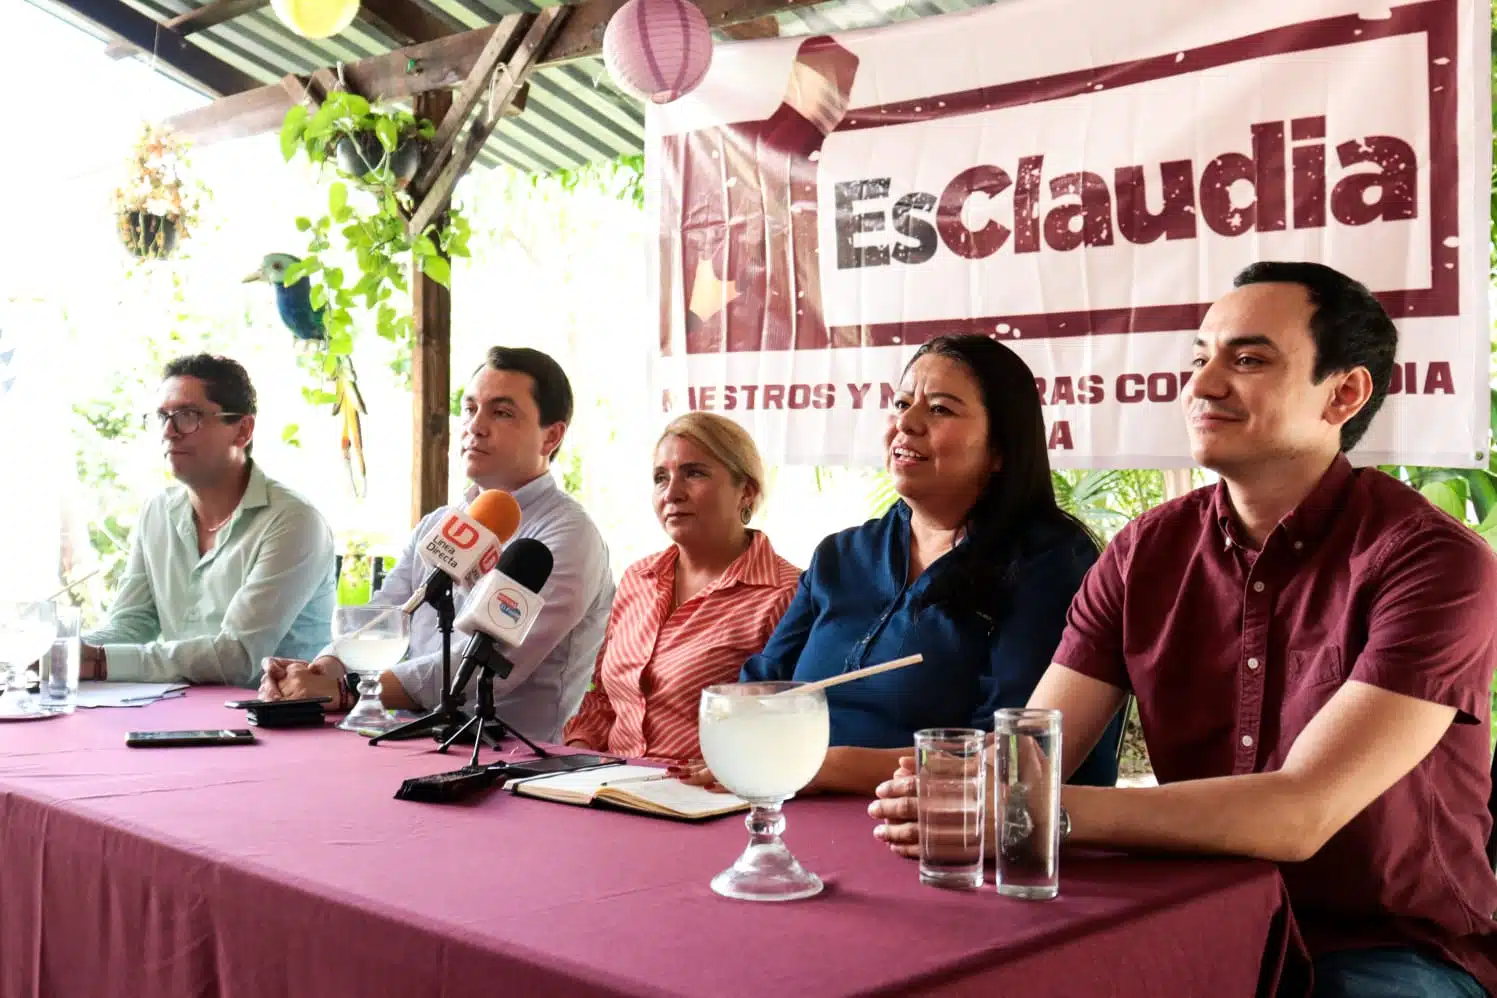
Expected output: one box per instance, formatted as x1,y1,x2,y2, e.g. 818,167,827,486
74,682,188,708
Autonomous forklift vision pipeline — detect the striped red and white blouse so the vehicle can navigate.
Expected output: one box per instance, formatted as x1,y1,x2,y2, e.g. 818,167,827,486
563,531,800,763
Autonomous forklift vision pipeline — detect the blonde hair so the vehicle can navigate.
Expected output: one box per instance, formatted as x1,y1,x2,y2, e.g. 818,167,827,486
657,412,767,519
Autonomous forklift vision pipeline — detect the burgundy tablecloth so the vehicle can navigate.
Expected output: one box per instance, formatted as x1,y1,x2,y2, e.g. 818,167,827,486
0,690,1306,998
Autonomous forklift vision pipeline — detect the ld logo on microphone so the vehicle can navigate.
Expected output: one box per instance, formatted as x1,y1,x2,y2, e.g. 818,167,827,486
441,516,480,549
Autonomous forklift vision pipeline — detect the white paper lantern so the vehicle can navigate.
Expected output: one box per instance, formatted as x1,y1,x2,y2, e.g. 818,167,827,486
603,0,714,104
270,0,361,39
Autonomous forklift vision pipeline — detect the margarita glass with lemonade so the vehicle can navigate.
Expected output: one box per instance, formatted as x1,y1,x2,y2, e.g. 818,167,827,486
698,681,830,901
331,606,409,733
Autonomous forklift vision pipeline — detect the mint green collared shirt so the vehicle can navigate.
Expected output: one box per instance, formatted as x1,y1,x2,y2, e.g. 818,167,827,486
83,463,335,686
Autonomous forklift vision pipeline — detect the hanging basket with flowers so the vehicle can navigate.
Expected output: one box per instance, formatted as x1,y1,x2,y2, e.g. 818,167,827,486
112,124,208,260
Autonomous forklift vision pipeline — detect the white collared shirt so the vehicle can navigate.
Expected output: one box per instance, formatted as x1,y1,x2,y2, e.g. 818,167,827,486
334,472,614,743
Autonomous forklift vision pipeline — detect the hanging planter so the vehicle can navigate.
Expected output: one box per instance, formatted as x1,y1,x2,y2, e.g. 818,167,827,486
286,91,430,192
117,211,179,260
334,131,421,190
277,90,469,372
110,123,207,262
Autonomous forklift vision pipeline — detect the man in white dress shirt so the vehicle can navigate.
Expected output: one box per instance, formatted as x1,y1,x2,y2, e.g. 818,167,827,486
262,347,614,742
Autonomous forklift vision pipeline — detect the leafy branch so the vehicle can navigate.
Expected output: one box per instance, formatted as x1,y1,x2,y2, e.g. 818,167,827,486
278,93,472,359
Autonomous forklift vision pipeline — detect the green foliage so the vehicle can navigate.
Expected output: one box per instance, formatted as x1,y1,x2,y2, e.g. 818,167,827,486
70,375,151,625
560,447,585,496
1380,388,1497,551
528,155,646,210
335,536,375,606
280,93,469,386
1051,469,1171,540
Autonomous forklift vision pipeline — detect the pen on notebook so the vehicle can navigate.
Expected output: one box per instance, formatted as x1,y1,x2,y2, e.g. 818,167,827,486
604,772,673,787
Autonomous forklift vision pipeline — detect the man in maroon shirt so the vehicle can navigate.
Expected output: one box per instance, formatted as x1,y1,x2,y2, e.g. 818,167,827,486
869,261,1496,997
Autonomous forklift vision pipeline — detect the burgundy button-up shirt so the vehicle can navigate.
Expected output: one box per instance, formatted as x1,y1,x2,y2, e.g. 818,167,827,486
1054,455,1497,991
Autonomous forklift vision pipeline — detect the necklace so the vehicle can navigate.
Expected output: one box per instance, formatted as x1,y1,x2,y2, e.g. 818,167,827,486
199,511,233,533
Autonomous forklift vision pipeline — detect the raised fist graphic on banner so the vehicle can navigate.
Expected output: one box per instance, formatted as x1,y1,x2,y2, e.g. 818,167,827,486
659,35,861,356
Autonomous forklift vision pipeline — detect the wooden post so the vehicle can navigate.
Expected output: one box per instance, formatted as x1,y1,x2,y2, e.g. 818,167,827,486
411,89,454,525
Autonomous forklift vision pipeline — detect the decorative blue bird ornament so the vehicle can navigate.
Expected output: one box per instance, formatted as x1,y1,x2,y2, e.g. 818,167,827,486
244,252,367,497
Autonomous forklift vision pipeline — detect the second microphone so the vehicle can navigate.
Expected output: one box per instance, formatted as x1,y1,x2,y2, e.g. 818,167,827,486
449,538,555,697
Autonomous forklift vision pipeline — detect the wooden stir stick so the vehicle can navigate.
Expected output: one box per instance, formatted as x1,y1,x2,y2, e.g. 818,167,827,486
777,653,924,695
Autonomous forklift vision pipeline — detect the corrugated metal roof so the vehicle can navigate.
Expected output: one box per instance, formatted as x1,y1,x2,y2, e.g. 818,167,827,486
88,0,997,172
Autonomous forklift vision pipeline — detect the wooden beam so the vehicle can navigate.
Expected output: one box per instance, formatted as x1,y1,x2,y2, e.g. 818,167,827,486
46,0,261,96
412,14,526,194
163,23,524,145
104,0,269,58
279,71,316,110
409,7,567,238
357,0,464,46
543,0,823,66
719,15,779,39
411,88,454,524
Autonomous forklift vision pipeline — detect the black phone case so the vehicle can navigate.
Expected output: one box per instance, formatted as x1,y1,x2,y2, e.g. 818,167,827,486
247,709,325,729
126,731,256,747
225,696,333,710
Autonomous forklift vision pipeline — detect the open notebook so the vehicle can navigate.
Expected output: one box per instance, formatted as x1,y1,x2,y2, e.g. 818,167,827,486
507,765,749,821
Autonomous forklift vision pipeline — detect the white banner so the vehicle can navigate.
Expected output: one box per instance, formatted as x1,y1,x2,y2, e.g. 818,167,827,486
646,0,1490,468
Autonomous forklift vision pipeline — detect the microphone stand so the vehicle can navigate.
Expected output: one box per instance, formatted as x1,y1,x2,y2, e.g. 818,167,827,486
369,575,470,746
438,637,550,767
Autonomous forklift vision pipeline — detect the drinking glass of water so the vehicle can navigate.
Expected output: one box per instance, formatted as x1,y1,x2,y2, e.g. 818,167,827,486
40,606,81,714
993,708,1063,900
331,607,409,734
915,728,986,889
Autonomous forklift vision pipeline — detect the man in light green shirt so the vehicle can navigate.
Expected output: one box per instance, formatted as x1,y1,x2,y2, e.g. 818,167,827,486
81,354,335,686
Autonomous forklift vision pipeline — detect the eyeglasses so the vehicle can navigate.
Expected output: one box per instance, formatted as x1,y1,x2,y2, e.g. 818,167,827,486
145,408,248,435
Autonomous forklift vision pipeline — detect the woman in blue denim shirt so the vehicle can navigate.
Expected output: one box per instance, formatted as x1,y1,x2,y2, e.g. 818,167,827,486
678,335,1124,794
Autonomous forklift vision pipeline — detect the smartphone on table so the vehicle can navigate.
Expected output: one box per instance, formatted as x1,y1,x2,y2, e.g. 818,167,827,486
125,729,257,748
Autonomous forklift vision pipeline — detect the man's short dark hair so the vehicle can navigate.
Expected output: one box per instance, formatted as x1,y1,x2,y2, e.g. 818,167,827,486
474,348,574,458
162,353,258,416
161,353,257,455
1232,261,1398,451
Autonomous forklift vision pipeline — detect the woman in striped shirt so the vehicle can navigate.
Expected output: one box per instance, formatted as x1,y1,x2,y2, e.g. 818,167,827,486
563,413,800,763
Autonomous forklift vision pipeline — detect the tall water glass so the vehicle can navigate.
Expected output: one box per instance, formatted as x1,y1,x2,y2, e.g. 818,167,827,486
915,728,985,889
40,606,81,713
993,708,1062,900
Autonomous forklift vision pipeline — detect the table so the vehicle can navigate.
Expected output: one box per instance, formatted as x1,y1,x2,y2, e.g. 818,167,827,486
0,690,1306,998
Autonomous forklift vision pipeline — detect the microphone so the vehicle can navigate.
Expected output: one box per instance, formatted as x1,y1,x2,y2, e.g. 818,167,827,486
402,490,522,614
449,538,554,696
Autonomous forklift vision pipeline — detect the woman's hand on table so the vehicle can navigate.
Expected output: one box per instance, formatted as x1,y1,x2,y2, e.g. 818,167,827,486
668,750,853,795
668,760,730,793
869,755,920,858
